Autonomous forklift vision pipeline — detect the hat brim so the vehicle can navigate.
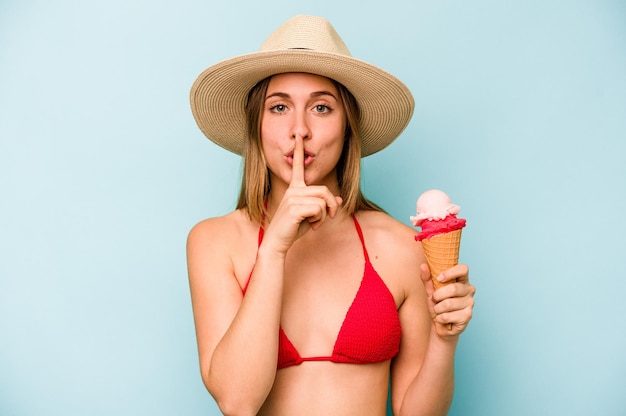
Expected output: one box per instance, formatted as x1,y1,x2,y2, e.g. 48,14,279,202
190,49,414,157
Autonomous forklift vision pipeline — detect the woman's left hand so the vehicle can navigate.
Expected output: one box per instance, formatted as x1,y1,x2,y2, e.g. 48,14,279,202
420,263,475,339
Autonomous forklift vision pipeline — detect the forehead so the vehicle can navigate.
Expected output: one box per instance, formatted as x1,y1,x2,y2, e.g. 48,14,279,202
266,72,339,95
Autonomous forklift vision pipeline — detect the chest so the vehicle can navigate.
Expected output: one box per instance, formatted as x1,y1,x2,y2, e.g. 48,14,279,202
279,232,398,357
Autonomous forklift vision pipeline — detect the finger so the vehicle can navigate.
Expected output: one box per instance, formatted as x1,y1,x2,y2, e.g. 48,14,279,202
419,263,435,298
433,282,476,304
307,197,327,230
310,186,342,218
435,316,456,332
303,194,342,228
419,263,432,285
433,295,473,316
435,307,472,331
290,134,305,187
330,195,343,218
439,264,469,284
291,185,342,219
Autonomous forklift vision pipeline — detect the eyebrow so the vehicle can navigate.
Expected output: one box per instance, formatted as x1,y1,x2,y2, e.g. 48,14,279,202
265,90,338,101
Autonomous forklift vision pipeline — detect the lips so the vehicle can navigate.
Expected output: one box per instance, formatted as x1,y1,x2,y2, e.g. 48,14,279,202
286,149,315,166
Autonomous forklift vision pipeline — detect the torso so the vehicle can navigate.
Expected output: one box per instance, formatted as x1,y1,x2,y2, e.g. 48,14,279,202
221,207,422,414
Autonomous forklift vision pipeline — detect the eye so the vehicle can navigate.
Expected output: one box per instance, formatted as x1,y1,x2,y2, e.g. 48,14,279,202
314,104,331,114
269,104,287,113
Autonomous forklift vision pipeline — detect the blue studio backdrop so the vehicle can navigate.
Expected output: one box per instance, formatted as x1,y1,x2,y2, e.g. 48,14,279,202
1,1,625,415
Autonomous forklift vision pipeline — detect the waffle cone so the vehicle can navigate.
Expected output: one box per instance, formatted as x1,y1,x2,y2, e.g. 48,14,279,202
421,229,463,290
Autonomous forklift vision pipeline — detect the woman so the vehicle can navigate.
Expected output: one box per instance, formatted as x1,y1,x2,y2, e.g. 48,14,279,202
187,15,475,416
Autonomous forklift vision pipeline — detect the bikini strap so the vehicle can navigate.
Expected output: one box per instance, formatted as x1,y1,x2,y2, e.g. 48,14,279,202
351,214,370,262
257,225,265,247
258,199,268,247
244,220,265,295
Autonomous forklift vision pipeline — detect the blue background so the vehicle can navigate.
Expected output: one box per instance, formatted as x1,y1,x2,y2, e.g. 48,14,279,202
1,1,625,415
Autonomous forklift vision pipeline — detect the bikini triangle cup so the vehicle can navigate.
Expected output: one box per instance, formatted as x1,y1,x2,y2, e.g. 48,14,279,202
243,214,402,369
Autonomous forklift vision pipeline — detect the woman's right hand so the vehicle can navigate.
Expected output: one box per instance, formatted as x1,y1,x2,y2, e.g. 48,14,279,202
263,135,342,255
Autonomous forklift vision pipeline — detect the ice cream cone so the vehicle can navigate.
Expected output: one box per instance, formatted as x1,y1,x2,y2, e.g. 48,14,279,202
420,229,462,290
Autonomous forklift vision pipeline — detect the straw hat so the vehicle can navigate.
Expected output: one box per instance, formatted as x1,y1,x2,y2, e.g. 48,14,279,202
190,15,414,157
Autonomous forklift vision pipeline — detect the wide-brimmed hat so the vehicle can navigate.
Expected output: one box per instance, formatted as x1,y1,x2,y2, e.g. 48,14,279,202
190,15,414,157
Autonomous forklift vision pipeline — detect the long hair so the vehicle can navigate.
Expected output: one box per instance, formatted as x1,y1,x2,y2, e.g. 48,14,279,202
237,75,382,224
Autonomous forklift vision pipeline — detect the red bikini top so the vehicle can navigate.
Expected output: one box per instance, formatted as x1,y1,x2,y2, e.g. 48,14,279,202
243,215,402,369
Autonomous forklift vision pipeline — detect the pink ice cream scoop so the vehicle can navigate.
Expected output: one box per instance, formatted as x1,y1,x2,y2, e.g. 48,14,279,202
410,189,466,241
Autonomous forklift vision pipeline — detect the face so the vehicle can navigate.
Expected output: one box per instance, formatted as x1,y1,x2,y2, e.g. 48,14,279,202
261,72,346,190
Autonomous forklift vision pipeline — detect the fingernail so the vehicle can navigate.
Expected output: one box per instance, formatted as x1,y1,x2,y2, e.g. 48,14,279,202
437,274,445,282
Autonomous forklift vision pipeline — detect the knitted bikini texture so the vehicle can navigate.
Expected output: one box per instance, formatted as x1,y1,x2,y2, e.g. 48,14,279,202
243,215,402,369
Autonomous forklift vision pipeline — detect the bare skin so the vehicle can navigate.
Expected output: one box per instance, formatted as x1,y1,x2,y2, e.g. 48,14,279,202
187,73,475,415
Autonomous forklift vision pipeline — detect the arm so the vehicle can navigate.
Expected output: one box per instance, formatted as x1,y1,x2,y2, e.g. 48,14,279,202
187,217,285,415
392,261,475,416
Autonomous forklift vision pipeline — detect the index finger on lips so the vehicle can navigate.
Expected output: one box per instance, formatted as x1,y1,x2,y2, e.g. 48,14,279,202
290,135,306,187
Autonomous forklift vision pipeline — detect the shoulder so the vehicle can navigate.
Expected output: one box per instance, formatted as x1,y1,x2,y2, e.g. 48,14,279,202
188,209,257,244
187,209,260,282
355,209,413,234
354,210,423,262
188,210,234,248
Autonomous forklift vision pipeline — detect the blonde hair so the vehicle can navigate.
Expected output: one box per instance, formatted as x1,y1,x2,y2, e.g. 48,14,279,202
237,75,382,224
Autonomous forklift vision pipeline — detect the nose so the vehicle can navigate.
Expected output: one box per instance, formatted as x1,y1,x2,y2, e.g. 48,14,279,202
291,110,311,141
